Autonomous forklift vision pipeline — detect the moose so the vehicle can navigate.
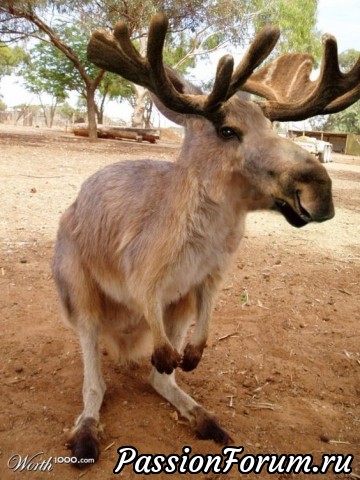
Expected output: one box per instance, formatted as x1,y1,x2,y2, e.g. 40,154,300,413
52,13,360,467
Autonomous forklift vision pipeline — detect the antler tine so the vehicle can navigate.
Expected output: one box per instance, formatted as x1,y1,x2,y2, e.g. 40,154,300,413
88,13,240,119
87,24,153,90
145,13,234,116
113,22,147,70
205,55,234,111
319,34,340,78
146,13,168,62
244,33,360,122
325,83,360,114
226,26,280,99
144,13,206,115
323,45,360,114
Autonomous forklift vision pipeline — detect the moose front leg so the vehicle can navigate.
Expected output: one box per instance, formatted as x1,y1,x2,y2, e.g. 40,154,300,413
181,274,220,372
144,296,182,374
149,293,233,445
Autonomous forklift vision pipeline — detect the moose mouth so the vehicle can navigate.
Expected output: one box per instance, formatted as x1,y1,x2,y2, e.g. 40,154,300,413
273,192,312,228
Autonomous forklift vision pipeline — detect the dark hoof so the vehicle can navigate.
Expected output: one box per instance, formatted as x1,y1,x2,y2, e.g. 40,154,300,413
151,344,181,374
67,418,100,469
191,406,233,445
71,436,99,469
181,343,204,372
196,416,233,444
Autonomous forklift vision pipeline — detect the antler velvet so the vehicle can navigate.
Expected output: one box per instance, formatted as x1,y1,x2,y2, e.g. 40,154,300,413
87,13,360,122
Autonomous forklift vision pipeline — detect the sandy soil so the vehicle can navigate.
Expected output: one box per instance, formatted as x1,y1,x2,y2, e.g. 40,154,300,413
0,125,359,480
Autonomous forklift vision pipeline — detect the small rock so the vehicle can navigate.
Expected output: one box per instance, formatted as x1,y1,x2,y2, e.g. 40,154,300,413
20,258,27,264
30,187,37,194
15,366,23,373
320,433,330,443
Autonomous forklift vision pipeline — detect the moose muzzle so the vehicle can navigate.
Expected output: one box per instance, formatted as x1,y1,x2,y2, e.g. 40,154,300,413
273,157,335,228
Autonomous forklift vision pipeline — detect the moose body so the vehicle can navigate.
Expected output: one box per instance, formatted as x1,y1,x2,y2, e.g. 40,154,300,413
52,14,360,467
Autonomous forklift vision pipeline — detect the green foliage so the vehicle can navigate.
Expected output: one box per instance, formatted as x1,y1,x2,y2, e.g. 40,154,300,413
20,22,135,122
253,0,321,60
327,104,360,134
0,43,26,78
98,72,133,102
312,102,360,135
57,101,86,121
339,49,359,71
163,32,196,72
26,23,98,96
21,41,68,101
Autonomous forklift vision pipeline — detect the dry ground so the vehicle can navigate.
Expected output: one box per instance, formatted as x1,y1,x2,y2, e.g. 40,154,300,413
0,125,359,479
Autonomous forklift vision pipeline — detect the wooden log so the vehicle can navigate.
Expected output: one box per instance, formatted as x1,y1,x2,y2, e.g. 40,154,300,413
72,124,160,144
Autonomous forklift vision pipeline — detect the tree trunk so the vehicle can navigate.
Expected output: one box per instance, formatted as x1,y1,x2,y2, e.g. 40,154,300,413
49,99,58,128
97,91,107,125
97,111,104,125
131,85,148,127
73,124,160,143
38,96,49,127
131,36,148,128
86,86,98,141
144,98,153,128
96,104,103,125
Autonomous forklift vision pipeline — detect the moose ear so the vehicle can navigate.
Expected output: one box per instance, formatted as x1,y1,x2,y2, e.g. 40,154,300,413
150,93,186,125
151,66,204,126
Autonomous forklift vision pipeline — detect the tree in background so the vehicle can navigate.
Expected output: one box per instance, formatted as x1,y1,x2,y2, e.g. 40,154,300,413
0,43,26,114
21,25,131,126
0,1,105,140
21,41,67,127
0,43,26,79
58,101,87,125
253,0,321,59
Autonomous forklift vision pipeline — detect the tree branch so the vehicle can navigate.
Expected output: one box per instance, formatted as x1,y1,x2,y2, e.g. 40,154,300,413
2,4,91,85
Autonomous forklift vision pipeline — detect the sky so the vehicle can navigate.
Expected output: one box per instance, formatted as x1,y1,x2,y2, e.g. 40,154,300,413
0,0,359,122
316,0,359,52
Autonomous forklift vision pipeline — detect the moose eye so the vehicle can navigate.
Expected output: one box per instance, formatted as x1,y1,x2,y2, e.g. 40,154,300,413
219,126,239,140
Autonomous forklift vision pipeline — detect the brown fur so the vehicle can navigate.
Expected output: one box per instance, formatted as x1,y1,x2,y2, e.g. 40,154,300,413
53,59,334,466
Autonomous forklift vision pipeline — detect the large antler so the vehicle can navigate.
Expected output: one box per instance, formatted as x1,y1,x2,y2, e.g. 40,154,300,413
88,14,359,123
87,13,279,120
243,35,360,121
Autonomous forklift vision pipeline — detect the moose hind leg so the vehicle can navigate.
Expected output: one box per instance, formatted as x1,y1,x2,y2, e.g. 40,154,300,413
67,321,105,468
149,294,233,444
53,237,106,467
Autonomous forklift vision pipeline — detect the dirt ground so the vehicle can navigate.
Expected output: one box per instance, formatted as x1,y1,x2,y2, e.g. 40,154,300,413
0,125,359,480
